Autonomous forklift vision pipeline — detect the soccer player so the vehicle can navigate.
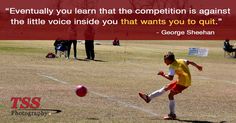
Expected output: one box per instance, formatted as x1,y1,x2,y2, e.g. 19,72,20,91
139,51,203,120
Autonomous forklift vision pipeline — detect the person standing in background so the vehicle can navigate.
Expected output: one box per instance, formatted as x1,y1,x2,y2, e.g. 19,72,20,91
67,24,78,60
84,25,95,60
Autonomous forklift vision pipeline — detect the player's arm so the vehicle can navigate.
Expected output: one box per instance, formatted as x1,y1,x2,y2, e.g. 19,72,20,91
157,71,174,81
186,60,203,71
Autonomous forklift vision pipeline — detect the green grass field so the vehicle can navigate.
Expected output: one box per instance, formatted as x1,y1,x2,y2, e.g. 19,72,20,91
0,40,236,123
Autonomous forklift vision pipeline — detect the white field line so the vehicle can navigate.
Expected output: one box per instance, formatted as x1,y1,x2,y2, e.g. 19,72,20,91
37,73,68,84
91,91,159,116
37,73,158,116
38,74,236,118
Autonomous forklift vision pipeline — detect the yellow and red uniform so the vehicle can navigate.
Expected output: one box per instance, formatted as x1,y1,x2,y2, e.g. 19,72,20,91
170,59,191,87
167,59,191,93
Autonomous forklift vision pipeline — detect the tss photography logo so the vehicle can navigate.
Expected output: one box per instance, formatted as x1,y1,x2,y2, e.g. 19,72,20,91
11,97,62,117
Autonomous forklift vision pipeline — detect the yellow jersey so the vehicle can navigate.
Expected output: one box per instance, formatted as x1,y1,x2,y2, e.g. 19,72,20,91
169,59,191,87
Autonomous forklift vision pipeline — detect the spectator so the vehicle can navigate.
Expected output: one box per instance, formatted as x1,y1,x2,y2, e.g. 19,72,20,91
67,24,78,60
67,40,77,59
54,39,68,57
54,39,62,55
113,37,120,46
224,39,236,52
84,25,95,60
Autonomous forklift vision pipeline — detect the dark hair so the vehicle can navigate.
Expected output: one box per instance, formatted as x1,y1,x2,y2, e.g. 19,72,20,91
164,52,175,62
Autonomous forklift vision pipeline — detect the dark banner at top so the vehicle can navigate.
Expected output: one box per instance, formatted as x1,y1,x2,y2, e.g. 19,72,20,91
0,0,235,40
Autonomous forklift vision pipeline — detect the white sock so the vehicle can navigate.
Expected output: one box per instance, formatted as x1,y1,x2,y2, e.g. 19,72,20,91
148,87,166,99
169,100,175,114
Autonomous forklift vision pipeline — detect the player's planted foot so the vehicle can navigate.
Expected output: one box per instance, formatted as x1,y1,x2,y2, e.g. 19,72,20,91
163,113,176,120
139,93,151,103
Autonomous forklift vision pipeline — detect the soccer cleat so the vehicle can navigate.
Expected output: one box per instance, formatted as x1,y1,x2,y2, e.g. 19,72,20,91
163,114,177,120
139,93,151,103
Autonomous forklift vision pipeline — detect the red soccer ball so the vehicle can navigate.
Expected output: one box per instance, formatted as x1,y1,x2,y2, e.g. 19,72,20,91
75,85,87,97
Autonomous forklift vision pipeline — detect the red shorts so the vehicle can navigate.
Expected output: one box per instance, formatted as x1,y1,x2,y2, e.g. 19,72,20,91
166,80,188,94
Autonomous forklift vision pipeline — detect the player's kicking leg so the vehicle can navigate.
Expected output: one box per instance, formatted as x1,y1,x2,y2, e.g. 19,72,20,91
139,81,176,103
139,86,167,103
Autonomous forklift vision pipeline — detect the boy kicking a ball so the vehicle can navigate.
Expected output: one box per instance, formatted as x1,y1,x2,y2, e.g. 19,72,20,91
139,52,203,120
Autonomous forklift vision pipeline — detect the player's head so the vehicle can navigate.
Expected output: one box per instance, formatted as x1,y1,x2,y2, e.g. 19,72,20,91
164,52,175,65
